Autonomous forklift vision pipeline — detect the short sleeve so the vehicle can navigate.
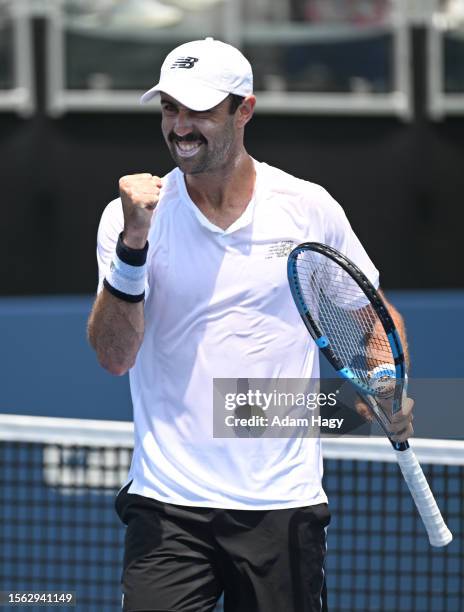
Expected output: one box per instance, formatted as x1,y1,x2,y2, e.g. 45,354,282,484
322,190,379,289
96,198,124,293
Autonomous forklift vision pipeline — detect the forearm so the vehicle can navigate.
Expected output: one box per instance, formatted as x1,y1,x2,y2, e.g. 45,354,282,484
358,291,413,440
379,290,410,368
89,173,160,374
87,289,145,376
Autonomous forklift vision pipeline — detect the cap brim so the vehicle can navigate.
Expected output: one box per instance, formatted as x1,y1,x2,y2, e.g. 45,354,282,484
140,78,229,111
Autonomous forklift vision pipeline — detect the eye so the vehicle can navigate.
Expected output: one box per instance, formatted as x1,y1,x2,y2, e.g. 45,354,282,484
161,101,177,115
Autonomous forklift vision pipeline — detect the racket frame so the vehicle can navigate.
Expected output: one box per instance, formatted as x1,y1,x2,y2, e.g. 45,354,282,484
287,242,405,416
287,241,453,547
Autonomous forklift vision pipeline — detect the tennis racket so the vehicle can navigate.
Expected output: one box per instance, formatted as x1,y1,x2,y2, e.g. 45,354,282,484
287,242,452,547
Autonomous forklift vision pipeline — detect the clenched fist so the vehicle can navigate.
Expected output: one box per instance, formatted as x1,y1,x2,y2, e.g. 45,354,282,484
119,173,162,249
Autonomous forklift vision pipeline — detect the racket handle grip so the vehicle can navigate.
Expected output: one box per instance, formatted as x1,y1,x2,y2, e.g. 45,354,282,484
394,447,453,547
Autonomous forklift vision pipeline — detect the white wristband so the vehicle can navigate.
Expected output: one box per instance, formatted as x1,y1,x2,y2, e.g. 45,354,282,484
103,233,148,302
105,252,147,297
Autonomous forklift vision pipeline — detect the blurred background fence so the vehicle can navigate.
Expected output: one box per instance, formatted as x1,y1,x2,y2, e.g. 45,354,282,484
1,1,463,610
0,0,463,293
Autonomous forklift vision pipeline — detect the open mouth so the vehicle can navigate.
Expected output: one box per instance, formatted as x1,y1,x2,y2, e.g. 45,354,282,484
174,140,204,158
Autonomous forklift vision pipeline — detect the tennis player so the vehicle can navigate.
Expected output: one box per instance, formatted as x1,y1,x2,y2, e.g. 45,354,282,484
88,37,413,612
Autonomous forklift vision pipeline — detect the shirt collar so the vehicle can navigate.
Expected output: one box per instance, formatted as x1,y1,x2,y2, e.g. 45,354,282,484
175,159,260,236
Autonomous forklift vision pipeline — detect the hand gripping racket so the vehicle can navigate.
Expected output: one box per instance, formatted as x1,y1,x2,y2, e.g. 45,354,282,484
287,242,452,547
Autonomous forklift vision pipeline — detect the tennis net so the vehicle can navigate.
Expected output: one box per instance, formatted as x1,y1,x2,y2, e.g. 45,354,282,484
0,414,462,612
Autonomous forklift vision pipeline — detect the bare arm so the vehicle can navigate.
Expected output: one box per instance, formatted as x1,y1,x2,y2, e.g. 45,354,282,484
87,290,145,376
379,290,410,368
356,289,414,441
87,173,161,376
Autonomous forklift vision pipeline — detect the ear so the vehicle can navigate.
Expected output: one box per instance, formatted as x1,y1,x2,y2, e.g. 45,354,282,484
236,95,256,128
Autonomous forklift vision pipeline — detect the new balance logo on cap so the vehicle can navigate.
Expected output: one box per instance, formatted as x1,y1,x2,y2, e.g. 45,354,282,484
170,56,198,69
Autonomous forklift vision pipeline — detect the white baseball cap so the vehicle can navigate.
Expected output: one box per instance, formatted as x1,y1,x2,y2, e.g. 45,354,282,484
140,37,253,111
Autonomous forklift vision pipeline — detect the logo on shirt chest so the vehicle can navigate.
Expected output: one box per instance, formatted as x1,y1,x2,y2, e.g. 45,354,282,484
264,241,296,259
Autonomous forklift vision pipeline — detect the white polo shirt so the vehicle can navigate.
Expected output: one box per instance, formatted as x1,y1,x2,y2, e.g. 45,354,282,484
96,160,378,509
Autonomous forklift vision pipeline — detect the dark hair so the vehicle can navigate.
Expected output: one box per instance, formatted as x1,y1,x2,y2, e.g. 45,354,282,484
228,94,245,114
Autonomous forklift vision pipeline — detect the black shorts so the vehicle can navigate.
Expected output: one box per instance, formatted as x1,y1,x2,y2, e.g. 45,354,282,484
115,483,330,612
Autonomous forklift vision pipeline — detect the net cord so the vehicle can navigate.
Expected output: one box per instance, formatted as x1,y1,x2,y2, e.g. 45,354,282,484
0,414,463,465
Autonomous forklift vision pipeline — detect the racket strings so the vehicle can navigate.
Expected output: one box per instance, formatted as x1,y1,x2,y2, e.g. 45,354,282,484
294,252,393,384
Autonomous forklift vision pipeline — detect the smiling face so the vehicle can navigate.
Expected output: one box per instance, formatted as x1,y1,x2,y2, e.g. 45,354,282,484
160,94,241,175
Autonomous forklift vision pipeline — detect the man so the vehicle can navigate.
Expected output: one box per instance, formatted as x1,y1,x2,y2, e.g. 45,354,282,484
88,37,413,612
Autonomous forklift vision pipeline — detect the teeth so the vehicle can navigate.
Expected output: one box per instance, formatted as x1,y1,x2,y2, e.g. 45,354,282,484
175,140,202,158
178,142,198,151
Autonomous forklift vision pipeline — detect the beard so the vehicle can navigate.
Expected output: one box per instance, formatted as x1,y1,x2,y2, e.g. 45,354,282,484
165,119,236,176
168,140,210,175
